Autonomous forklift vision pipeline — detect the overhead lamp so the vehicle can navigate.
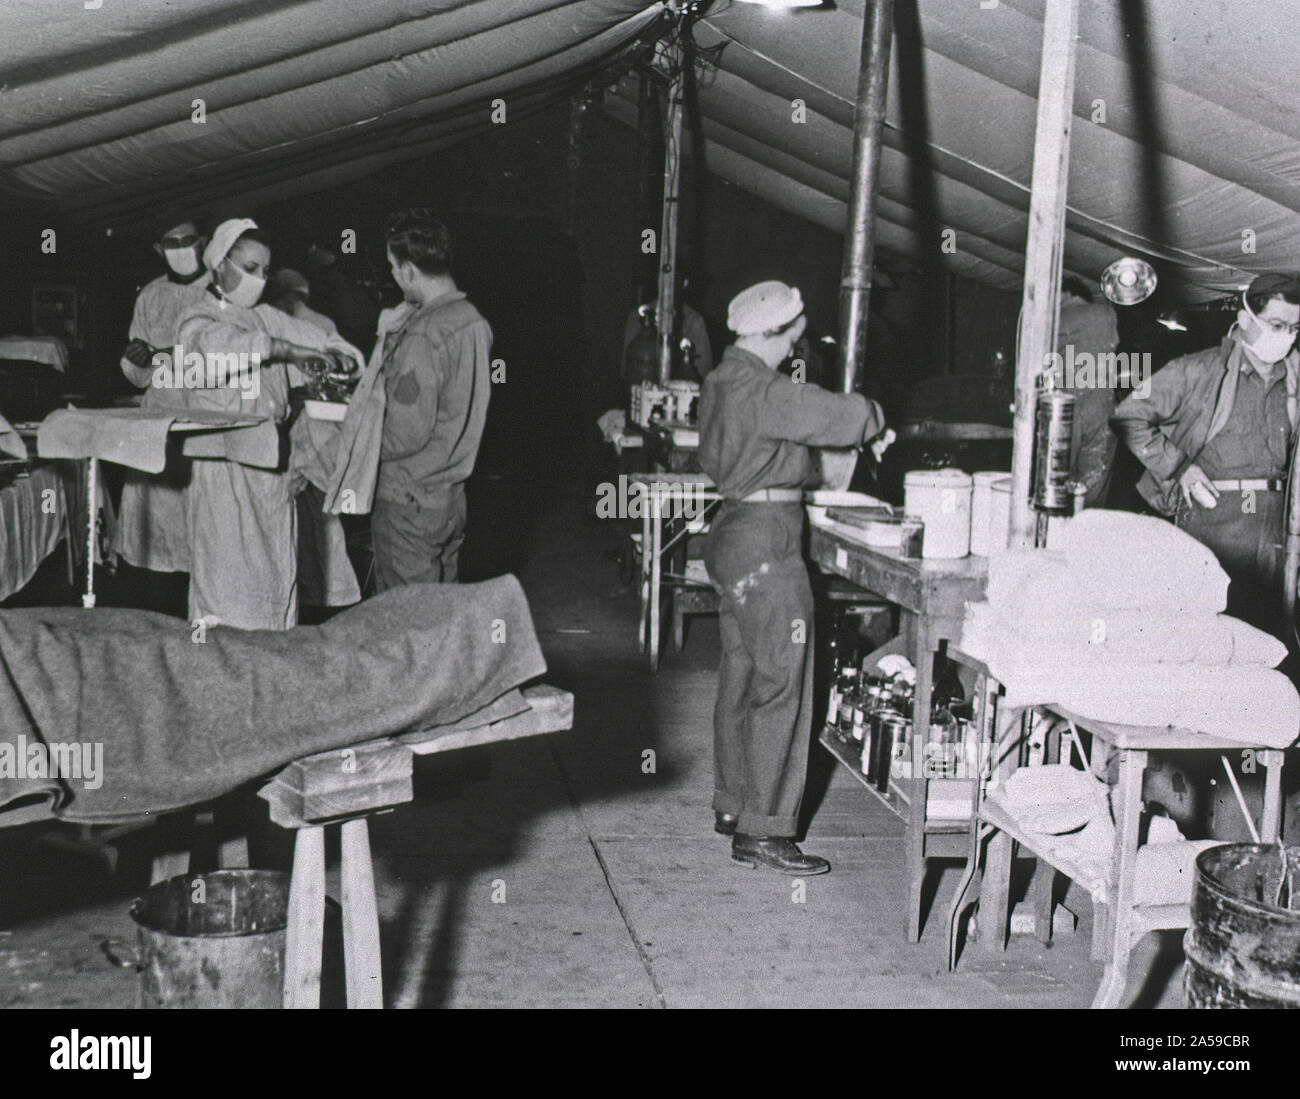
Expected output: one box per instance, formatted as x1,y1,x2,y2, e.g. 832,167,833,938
1099,256,1157,306
1156,314,1187,332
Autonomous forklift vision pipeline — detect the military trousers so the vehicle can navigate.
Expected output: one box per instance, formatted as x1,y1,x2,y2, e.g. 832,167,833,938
704,501,815,838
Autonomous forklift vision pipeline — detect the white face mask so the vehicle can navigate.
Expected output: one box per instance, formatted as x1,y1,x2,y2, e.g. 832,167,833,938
221,262,265,308
1242,297,1298,365
163,247,200,277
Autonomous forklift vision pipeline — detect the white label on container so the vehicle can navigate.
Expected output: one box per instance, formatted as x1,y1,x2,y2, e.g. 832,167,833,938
836,548,848,569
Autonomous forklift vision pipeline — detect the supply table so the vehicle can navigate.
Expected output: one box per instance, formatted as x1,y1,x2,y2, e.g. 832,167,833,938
808,516,987,940
974,705,1286,1009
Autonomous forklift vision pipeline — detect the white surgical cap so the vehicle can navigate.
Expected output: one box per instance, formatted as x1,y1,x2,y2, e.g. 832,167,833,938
727,280,804,336
203,218,259,271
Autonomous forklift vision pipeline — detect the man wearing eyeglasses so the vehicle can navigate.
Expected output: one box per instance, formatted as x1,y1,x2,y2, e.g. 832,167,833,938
113,218,210,575
1112,272,1300,632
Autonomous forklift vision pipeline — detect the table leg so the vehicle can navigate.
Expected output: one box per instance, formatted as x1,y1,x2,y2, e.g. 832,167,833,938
83,456,97,609
649,489,661,670
218,835,250,869
1031,860,1055,945
980,831,1012,953
1092,747,1146,1009
1260,749,1284,842
284,825,326,1009
905,611,932,942
341,818,384,1009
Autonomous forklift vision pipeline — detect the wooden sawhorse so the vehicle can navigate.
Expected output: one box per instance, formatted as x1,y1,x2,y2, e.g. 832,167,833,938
259,684,574,1009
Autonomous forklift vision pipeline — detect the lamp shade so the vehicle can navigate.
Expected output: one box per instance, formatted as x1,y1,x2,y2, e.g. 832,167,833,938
1100,257,1157,306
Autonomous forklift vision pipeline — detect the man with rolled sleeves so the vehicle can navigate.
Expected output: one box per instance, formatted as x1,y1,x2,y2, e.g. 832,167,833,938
1112,272,1300,633
700,281,888,874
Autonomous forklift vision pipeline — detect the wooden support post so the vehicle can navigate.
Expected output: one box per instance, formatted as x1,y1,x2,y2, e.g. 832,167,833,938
1008,0,1081,548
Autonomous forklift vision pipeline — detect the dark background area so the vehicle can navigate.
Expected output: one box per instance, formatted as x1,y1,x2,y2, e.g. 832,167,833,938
0,97,1242,510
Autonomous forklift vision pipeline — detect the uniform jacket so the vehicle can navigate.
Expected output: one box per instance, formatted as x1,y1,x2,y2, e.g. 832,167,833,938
1111,332,1299,515
377,289,493,507
699,345,884,500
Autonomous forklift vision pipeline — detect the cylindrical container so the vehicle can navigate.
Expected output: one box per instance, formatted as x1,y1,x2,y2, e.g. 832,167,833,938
1033,389,1076,513
969,471,1008,556
130,870,290,1009
904,469,973,558
860,718,874,778
986,476,1012,553
1183,844,1300,1008
874,712,911,792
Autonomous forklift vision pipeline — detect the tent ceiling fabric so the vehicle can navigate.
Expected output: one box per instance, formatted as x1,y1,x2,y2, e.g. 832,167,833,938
0,0,1295,298
612,0,1299,298
0,0,662,223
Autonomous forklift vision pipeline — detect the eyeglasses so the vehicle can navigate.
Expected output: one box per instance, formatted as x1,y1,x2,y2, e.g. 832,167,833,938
1257,317,1300,336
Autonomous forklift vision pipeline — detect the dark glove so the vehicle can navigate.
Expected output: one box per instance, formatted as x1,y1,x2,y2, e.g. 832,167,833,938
123,339,153,369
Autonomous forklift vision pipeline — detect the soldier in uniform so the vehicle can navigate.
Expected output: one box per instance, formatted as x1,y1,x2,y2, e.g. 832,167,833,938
699,281,888,874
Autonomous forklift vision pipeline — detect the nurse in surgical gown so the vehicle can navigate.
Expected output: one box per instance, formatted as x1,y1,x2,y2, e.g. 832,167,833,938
167,218,355,630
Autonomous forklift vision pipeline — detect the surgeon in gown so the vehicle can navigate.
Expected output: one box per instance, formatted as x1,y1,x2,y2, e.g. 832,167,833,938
164,218,360,630
114,218,210,573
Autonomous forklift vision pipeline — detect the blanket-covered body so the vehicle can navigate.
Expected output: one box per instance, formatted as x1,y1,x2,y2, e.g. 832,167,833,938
0,577,545,823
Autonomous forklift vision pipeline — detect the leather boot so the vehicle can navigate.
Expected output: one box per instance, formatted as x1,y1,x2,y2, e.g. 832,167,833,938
731,833,830,875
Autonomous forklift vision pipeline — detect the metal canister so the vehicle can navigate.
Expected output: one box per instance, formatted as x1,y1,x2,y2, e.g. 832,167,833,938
1033,388,1076,513
875,712,911,792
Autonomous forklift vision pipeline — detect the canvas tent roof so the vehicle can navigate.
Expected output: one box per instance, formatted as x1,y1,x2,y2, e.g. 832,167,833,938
1,0,1296,298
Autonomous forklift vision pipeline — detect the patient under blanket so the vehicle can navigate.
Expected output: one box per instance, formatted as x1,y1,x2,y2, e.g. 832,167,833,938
0,577,546,823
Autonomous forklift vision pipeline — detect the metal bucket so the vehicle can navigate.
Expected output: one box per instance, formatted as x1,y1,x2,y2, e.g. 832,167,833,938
129,870,290,1009
1183,844,1300,1009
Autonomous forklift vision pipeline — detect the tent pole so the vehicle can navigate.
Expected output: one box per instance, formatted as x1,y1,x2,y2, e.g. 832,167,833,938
836,0,893,395
1008,0,1080,548
655,41,684,388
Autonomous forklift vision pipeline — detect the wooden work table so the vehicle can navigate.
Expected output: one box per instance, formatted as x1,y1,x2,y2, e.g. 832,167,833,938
808,518,987,941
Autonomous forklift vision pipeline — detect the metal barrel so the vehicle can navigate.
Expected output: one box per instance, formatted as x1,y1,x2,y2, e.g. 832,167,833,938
1183,844,1300,1008
130,870,290,1009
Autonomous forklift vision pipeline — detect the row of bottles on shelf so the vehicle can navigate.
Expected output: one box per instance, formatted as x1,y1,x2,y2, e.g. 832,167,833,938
825,637,978,789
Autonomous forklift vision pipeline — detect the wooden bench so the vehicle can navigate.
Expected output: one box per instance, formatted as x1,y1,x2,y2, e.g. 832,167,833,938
258,684,574,1009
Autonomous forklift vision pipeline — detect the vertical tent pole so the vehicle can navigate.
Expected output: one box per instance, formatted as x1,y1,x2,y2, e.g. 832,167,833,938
655,36,684,388
836,0,894,394
1008,0,1081,548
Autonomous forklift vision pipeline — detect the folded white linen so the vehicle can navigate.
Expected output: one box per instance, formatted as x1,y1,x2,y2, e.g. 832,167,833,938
961,602,1286,668
987,660,1298,748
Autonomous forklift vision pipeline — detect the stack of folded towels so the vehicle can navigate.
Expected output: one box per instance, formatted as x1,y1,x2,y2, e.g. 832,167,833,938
960,509,1299,749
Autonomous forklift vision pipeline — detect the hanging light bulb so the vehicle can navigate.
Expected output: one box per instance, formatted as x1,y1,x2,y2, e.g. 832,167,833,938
1100,256,1158,306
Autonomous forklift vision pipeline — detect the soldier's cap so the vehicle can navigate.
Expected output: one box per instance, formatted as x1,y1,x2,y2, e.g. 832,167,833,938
1245,272,1300,303
727,280,804,336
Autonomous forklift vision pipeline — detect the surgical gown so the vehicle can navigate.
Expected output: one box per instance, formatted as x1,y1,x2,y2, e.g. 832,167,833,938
115,274,210,572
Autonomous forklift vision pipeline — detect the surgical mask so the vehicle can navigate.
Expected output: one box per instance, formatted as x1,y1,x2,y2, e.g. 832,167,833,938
220,262,265,308
163,247,200,277
1242,297,1299,365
